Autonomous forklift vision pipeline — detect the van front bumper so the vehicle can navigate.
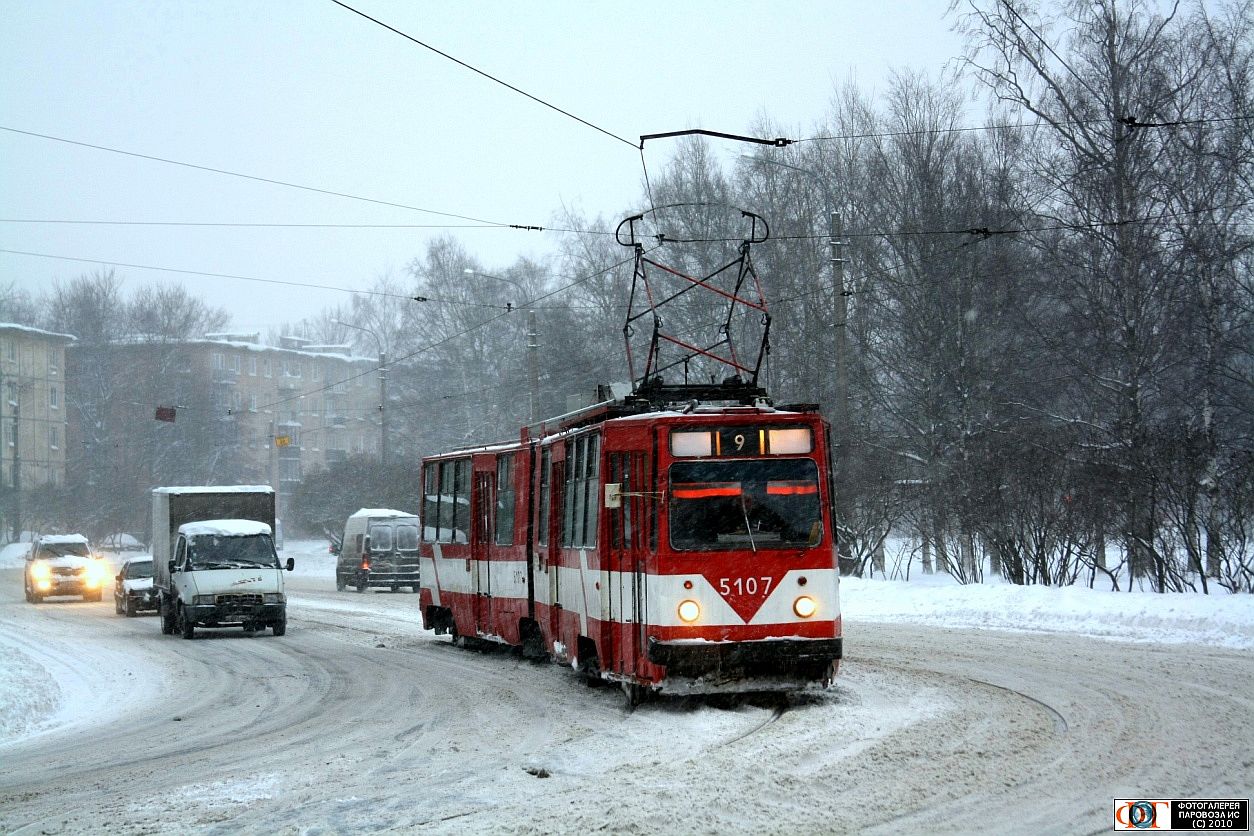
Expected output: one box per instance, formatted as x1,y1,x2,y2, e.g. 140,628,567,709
188,597,285,625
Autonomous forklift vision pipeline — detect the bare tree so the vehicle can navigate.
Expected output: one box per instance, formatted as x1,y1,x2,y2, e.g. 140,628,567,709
0,283,39,324
957,0,1252,589
127,284,229,341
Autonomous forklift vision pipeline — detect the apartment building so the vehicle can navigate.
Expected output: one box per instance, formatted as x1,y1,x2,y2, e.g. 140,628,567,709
66,334,382,510
201,334,383,487
0,323,75,492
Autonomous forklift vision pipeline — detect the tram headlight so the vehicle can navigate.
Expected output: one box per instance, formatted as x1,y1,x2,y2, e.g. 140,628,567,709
793,595,817,618
677,599,700,623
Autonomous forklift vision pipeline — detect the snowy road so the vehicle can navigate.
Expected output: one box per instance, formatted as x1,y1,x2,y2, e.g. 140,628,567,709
1,563,1251,835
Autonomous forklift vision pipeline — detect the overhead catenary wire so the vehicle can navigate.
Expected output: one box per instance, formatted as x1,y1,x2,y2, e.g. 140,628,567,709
0,248,511,310
5,113,1246,243
248,246,655,415
0,124,526,230
623,198,1254,246
794,114,1252,143
997,0,1109,108
6,192,1250,243
329,0,637,151
379,236,989,413
42,236,1069,460
0,219,504,230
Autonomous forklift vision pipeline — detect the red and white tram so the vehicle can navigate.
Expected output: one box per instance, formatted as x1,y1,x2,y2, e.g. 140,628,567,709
418,383,843,702
420,207,842,702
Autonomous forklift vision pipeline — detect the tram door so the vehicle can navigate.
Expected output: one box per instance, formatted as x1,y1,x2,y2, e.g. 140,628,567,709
546,455,565,642
609,452,648,676
472,463,495,635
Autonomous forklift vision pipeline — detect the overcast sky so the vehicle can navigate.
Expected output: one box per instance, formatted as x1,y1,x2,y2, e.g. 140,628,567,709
1,1,966,333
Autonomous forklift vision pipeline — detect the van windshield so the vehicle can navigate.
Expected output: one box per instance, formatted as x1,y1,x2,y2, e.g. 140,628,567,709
187,534,278,569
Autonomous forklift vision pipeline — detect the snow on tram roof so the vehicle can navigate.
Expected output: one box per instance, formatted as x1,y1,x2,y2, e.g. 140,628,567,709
153,485,274,495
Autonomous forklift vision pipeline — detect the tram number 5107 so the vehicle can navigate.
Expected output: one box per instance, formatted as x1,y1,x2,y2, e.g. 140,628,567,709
718,577,774,596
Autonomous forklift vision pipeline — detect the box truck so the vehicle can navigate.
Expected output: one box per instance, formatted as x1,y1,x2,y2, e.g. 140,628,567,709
151,485,292,639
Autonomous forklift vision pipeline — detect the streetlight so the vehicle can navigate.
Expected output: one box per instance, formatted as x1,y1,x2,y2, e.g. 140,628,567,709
463,269,540,425
333,319,388,462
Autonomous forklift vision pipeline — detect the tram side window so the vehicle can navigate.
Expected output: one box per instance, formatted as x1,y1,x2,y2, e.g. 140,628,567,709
583,433,599,547
562,433,600,548
561,440,578,547
423,466,439,541
608,453,634,550
452,458,470,543
424,458,471,544
572,439,586,546
538,447,551,547
495,454,515,545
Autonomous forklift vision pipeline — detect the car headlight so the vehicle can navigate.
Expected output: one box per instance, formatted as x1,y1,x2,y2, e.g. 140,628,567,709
194,594,217,606
263,593,285,604
677,599,700,623
84,561,110,586
30,561,51,581
793,595,817,618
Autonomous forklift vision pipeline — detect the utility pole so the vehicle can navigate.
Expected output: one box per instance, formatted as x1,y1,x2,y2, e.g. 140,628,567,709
11,395,20,542
269,418,279,520
830,212,849,441
526,309,540,426
378,350,389,461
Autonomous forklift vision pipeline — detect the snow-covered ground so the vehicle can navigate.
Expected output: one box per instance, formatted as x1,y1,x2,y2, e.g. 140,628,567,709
3,538,1252,750
1,539,1251,834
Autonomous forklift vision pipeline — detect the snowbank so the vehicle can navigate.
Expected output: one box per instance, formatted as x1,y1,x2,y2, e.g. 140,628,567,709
281,538,1254,648
0,542,29,569
842,573,1254,649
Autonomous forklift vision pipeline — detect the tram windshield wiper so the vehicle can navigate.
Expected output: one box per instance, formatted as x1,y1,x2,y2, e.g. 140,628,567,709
739,493,757,553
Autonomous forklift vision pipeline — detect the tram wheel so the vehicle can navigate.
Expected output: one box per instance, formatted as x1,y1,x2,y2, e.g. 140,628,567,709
621,682,646,708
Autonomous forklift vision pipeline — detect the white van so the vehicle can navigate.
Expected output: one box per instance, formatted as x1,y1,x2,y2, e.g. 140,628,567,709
166,519,292,638
337,509,420,593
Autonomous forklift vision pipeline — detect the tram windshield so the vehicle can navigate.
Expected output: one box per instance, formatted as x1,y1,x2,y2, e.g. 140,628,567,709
668,458,823,551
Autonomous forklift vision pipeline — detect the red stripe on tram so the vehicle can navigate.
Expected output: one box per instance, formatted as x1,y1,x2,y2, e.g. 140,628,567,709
672,483,742,499
766,482,819,496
